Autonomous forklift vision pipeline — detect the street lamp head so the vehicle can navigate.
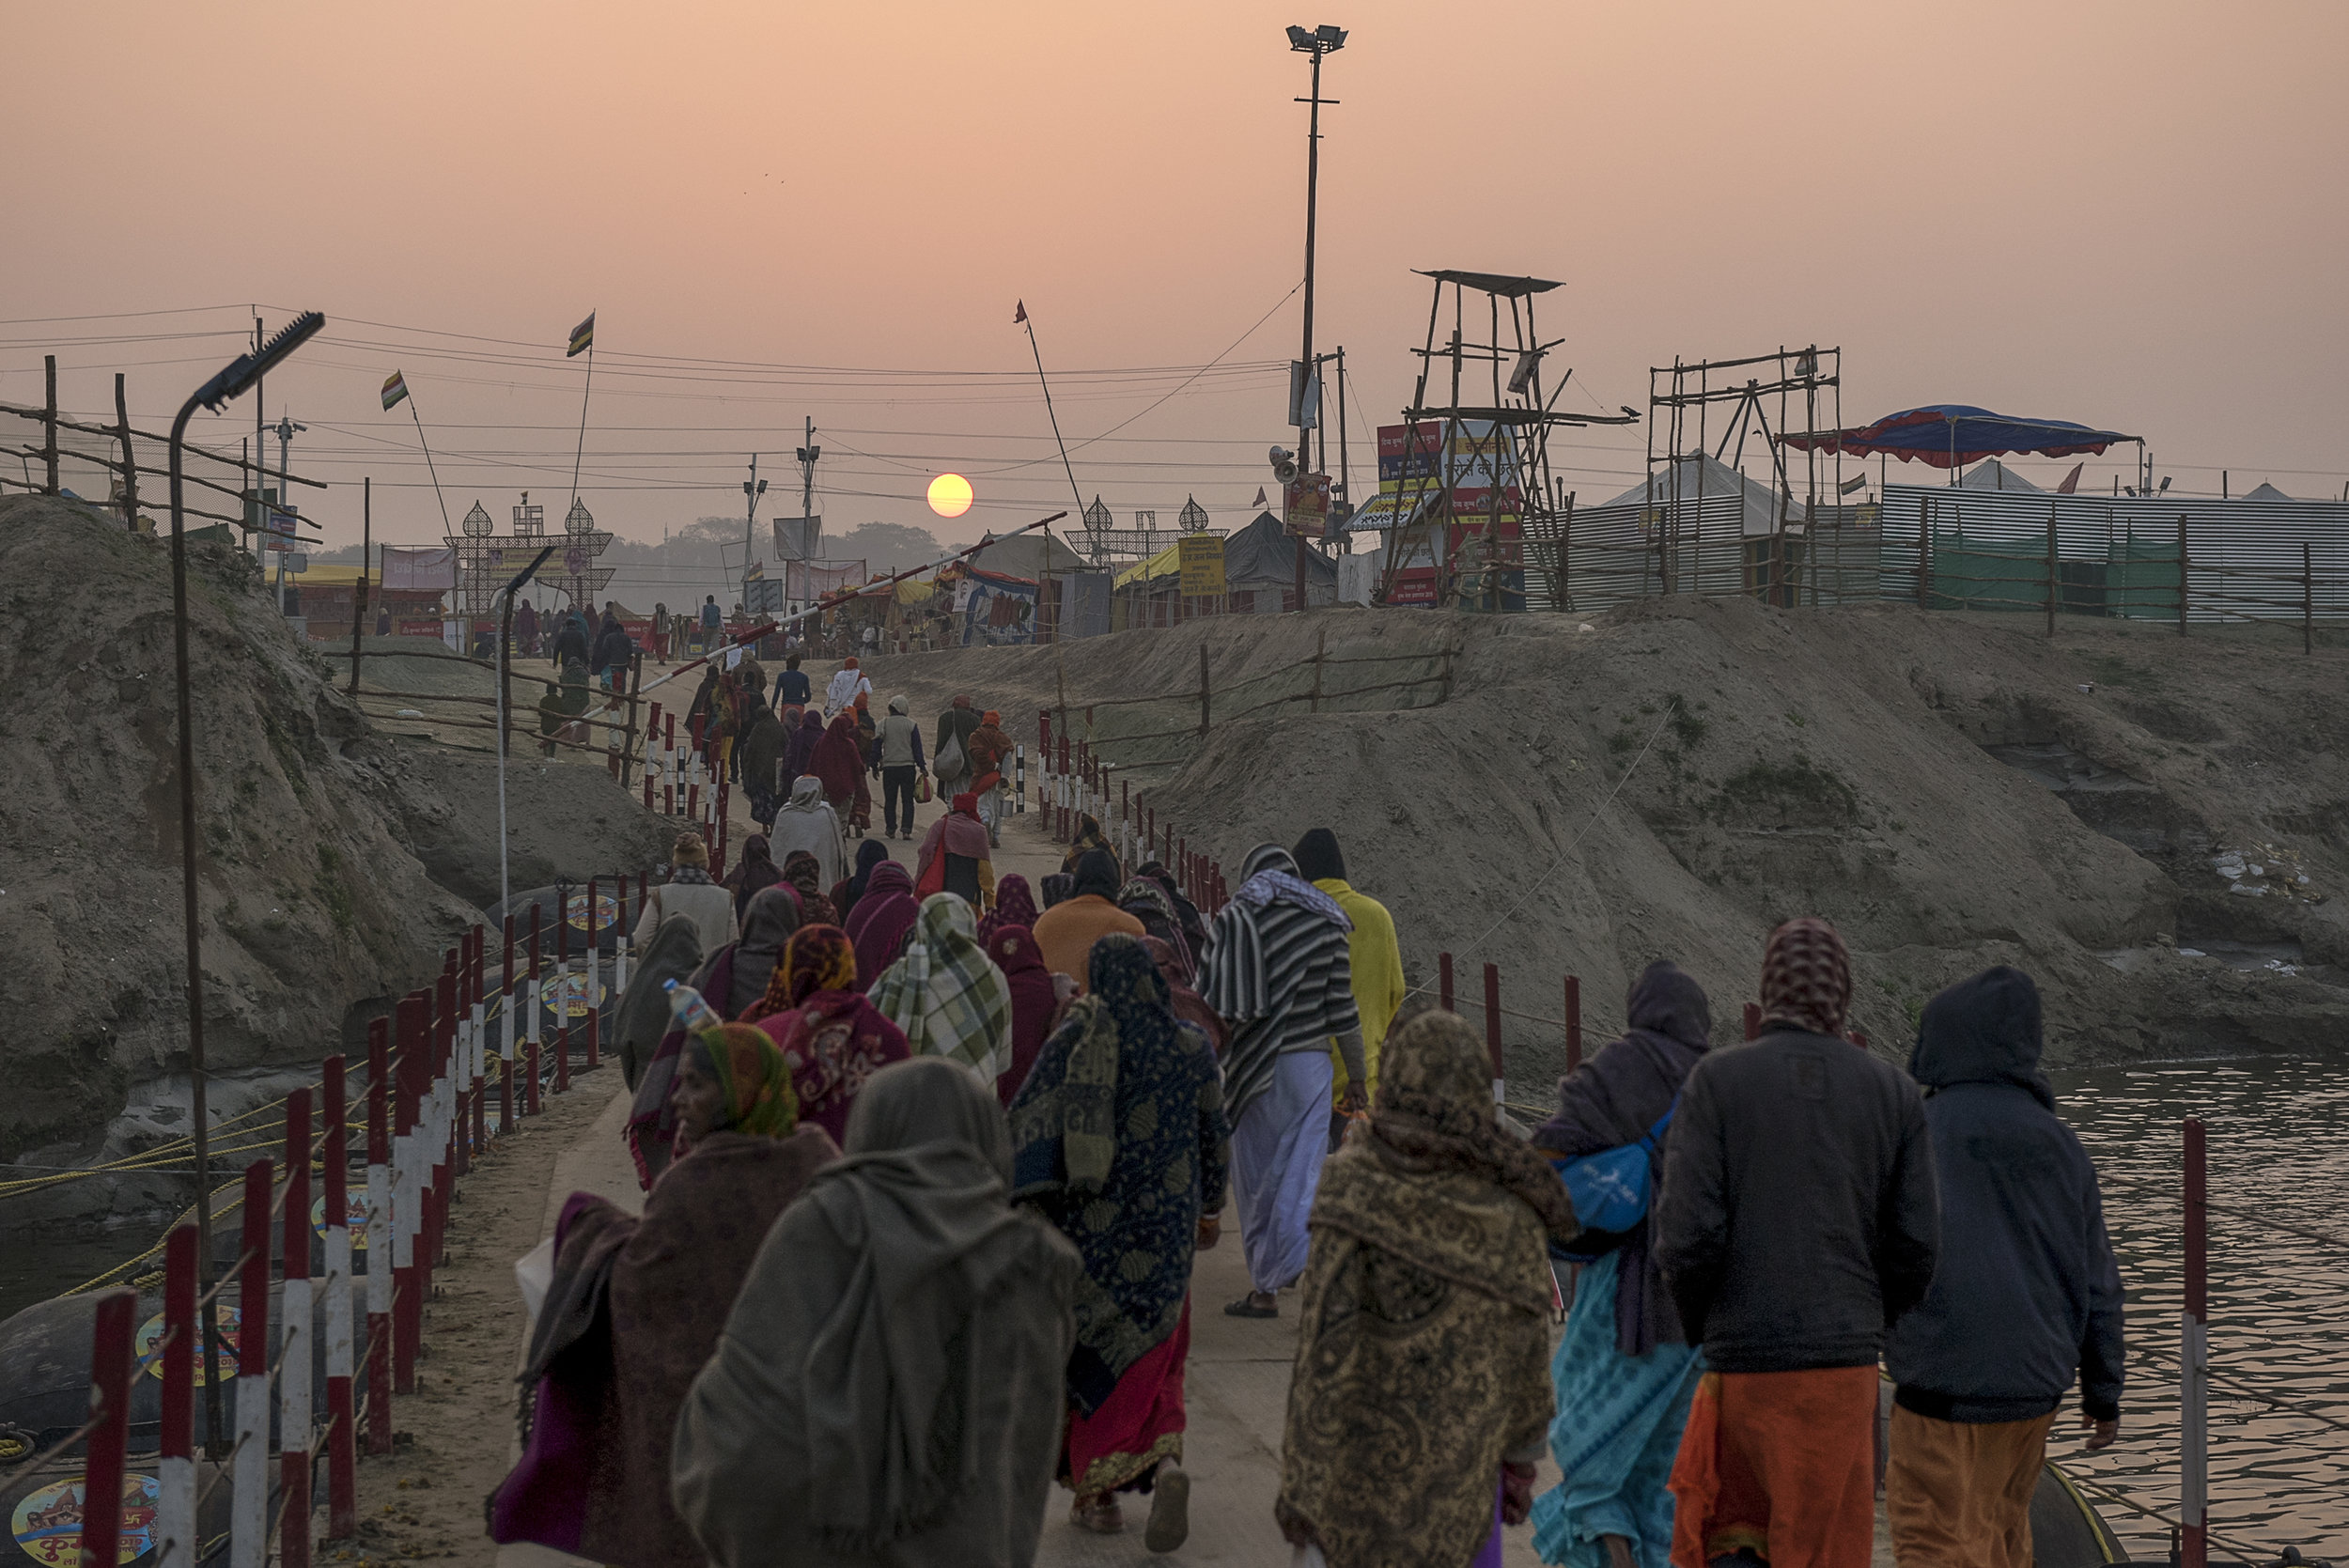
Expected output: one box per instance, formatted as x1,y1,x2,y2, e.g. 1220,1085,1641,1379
194,311,325,411
1289,23,1345,52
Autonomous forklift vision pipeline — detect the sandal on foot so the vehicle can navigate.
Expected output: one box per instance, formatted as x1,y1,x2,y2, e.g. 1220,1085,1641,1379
1145,1465,1190,1553
1223,1293,1278,1319
1071,1496,1124,1534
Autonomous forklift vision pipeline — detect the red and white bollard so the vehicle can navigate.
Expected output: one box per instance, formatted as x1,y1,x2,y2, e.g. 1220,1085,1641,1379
158,1226,197,1568
365,1019,392,1454
322,1054,356,1537
229,1157,272,1568
279,1087,312,1568
77,1287,136,1568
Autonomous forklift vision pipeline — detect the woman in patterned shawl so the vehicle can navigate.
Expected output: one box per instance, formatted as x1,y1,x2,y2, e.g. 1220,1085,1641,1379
1276,1010,1580,1568
1009,934,1230,1550
1115,876,1194,982
745,924,910,1145
866,893,1014,1084
491,1025,838,1568
778,849,841,928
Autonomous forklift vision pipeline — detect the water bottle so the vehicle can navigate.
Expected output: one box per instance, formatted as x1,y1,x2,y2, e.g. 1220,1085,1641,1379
663,979,723,1035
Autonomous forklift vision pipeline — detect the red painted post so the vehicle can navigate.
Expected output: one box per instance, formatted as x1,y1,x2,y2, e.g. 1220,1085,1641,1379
77,1288,137,1568
159,1225,196,1562
554,899,571,1094
280,1087,312,1568
1145,808,1156,862
1439,951,1455,1014
365,1019,392,1454
433,966,456,1270
528,903,544,1115
322,1055,355,1538
2182,1118,2209,1568
1564,974,1583,1072
471,928,488,1159
1483,962,1504,1098
1743,1001,1761,1040
1176,838,1188,899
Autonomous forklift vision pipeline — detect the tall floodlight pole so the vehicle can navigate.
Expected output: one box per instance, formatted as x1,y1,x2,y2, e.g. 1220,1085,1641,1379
1289,23,1346,611
167,309,326,1452
741,455,768,612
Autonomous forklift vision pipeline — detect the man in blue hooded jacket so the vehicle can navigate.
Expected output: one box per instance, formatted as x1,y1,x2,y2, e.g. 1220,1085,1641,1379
1886,966,2125,1568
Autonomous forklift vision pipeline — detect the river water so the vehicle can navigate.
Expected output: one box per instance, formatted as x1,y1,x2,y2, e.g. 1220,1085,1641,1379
2,1054,2343,1558
2042,1055,2349,1563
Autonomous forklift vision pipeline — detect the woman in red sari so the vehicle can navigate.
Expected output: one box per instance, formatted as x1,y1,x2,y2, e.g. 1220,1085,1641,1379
1009,935,1230,1550
808,711,871,838
987,924,1062,1107
744,924,909,1145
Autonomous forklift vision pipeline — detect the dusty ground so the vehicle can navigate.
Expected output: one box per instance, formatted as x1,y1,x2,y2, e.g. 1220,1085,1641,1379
336,1067,620,1568
856,599,2349,1084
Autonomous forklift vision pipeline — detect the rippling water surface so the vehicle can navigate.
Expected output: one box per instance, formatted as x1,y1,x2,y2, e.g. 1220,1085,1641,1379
2046,1055,2349,1563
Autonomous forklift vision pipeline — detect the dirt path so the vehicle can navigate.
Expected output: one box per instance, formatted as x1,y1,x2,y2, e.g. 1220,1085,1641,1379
342,1069,627,1568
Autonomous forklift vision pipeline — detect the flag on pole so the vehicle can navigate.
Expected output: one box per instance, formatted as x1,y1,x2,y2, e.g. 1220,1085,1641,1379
1014,301,1028,324
1838,474,1867,494
2056,462,2083,495
1253,486,1268,508
381,370,410,411
568,312,596,358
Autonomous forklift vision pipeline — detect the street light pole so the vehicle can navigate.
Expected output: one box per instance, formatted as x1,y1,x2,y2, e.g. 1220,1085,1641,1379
167,309,325,1454
496,544,561,916
1289,23,1346,613
741,455,768,615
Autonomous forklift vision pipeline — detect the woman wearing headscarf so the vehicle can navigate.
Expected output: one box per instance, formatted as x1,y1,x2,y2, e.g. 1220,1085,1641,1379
1059,813,1117,878
811,711,871,839
830,839,891,925
1114,877,1193,982
867,893,1013,1084
821,653,870,715
1292,827,1407,1145
539,660,593,757
492,1025,838,1568
985,925,1058,1107
745,924,911,1144
1141,935,1223,1057
780,706,824,789
611,915,704,1093
914,791,995,908
845,860,919,986
1528,961,1713,1568
722,833,783,921
624,887,799,1190
767,775,847,893
672,1059,1082,1568
975,872,1038,947
1137,860,1208,958
1038,873,1075,911
1031,849,1144,995
780,849,843,928
1276,1010,1579,1568
1199,844,1365,1318
1009,936,1230,1548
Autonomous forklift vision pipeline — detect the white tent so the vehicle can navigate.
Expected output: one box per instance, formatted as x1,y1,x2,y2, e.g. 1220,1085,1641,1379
1957,458,2044,492
2244,482,2296,502
1600,453,1793,537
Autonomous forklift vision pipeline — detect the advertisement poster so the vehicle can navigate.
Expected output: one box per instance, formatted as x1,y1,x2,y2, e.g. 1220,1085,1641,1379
1177,534,1226,596
960,569,1038,646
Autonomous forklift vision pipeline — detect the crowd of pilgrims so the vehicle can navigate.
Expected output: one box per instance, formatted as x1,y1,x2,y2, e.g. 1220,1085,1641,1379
486,817,2128,1568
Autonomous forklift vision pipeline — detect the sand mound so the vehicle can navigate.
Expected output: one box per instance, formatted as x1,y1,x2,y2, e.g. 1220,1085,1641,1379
0,495,668,1166
858,598,2349,1083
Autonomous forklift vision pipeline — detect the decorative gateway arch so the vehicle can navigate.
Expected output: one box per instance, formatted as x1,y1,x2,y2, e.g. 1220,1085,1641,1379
446,491,613,618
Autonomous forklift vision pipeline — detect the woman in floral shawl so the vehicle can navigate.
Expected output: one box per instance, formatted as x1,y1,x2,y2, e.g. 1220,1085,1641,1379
1009,934,1229,1549
1276,1010,1580,1568
1115,876,1194,982
778,849,841,928
491,1024,838,1568
1059,813,1118,878
745,924,910,1145
866,893,1014,1084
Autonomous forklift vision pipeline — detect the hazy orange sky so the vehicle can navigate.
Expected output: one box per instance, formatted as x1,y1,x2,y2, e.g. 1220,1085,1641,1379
7,0,2345,551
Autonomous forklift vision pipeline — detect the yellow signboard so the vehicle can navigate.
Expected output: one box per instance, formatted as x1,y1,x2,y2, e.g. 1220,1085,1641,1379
1177,534,1226,596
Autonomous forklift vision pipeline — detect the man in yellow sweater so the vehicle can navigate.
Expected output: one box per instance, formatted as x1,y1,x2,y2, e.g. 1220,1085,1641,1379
1292,829,1406,1148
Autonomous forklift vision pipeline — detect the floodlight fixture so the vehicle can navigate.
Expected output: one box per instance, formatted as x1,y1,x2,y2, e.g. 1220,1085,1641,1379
1290,23,1345,53
193,311,325,411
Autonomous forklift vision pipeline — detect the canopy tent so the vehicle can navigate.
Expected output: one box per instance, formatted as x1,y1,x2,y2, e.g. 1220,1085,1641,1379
2244,482,2298,502
1781,404,2137,470
1113,538,1183,590
1222,511,1337,591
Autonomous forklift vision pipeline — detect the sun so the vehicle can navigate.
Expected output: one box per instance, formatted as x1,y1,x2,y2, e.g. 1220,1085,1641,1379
926,473,973,519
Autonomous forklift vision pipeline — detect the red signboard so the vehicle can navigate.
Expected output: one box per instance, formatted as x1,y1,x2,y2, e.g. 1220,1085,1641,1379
396,618,442,639
1383,567,1439,607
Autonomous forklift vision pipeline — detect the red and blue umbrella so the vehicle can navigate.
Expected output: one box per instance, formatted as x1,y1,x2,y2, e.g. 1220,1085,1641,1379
1781,404,2137,470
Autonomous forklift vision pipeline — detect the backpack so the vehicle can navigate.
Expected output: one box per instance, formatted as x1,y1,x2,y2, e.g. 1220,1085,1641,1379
933,731,966,783
1547,1094,1676,1265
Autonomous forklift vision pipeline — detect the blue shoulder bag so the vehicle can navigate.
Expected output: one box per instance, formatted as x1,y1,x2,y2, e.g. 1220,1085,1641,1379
1546,1094,1676,1265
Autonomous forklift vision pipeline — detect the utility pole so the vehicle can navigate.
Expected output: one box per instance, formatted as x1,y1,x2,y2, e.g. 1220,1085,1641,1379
741,454,768,614
793,417,820,621
272,411,306,613
1288,23,1346,612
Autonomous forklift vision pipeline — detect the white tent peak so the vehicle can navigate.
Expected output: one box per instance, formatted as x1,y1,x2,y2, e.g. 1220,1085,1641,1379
1957,458,2043,492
